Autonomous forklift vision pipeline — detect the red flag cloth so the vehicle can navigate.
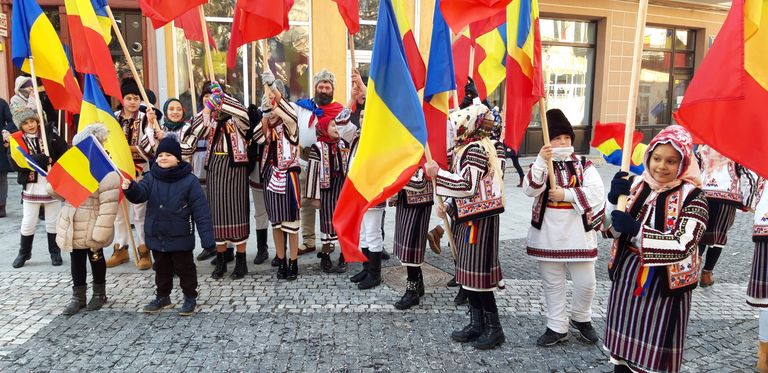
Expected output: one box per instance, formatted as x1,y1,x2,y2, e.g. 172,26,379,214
440,0,512,33
331,0,359,34
226,0,294,68
174,6,216,48
139,0,207,29
674,0,768,179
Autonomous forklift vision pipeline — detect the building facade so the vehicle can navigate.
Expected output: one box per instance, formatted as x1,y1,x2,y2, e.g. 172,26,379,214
0,0,727,155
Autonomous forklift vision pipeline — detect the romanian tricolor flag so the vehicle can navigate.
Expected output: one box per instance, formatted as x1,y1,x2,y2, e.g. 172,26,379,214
65,0,121,100
47,135,116,208
333,0,427,262
8,132,47,174
454,19,508,101
12,0,82,114
504,0,543,151
423,0,456,170
590,121,648,175
79,74,134,179
89,0,112,43
392,0,426,90
674,0,768,179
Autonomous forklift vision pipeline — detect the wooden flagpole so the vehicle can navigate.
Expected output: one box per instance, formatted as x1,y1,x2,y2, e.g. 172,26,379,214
262,39,271,90
185,39,198,114
617,0,649,211
251,42,257,104
349,33,357,69
120,201,140,267
537,99,557,189
198,6,216,82
27,59,49,157
105,6,161,133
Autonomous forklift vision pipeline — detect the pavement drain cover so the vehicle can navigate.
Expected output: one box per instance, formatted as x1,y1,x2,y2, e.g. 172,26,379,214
381,262,453,293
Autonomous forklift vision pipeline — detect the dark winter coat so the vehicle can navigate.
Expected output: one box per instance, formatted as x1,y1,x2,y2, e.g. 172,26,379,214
0,98,17,172
123,161,215,252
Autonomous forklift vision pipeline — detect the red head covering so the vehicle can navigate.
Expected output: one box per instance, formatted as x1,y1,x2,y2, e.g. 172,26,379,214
642,124,702,191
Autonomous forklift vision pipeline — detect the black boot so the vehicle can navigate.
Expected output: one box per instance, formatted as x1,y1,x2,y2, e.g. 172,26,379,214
211,246,235,265
230,252,248,279
62,285,87,316
335,253,347,273
276,257,288,280
394,280,421,310
454,286,468,306
350,248,370,283
381,248,390,260
253,229,269,264
47,233,63,266
358,251,382,290
417,271,425,297
86,283,107,311
472,311,506,350
211,252,227,279
451,307,484,342
287,259,298,281
271,255,280,267
13,235,34,268
318,251,334,273
196,248,215,261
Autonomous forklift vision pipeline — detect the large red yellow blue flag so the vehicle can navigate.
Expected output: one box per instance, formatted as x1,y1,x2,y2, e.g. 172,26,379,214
48,135,117,208
392,0,426,90
12,0,82,114
440,0,513,33
65,0,121,100
674,0,768,179
333,0,427,262
454,19,508,101
89,0,112,44
504,0,543,151
79,74,134,179
423,0,456,170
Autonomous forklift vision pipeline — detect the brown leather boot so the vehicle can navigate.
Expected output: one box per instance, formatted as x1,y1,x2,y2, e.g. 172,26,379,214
136,244,152,270
106,244,130,268
297,243,316,256
700,270,715,288
758,341,768,373
427,226,444,255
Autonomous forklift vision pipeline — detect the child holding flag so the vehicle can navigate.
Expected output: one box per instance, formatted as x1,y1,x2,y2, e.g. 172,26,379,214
8,105,67,268
603,125,708,373
49,124,120,315
122,135,215,316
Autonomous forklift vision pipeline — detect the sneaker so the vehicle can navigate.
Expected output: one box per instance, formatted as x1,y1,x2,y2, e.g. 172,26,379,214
142,296,173,313
536,328,569,347
570,320,599,344
196,249,216,261
178,298,196,316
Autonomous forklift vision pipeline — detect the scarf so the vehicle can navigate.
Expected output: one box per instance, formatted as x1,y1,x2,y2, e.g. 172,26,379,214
641,125,702,192
162,98,186,131
295,99,344,129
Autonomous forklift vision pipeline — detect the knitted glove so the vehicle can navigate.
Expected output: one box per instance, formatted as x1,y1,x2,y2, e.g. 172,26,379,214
261,71,276,87
607,171,632,205
334,107,352,125
204,81,223,111
610,210,641,237
260,94,273,113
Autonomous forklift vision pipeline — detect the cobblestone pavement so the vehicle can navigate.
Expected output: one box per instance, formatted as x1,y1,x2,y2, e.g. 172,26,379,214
0,160,761,372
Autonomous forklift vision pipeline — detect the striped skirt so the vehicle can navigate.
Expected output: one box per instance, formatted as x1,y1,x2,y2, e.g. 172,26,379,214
319,174,344,236
393,198,431,266
264,165,300,224
700,200,737,246
453,215,502,290
748,241,768,307
207,154,250,243
604,250,692,373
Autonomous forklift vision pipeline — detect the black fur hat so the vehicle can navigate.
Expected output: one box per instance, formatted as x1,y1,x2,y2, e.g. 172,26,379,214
545,109,575,141
120,78,141,98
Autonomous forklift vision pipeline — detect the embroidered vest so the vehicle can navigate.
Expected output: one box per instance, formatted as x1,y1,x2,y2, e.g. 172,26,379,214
754,180,768,241
404,182,434,206
608,180,703,296
453,143,504,224
204,117,249,168
261,124,300,172
318,141,349,189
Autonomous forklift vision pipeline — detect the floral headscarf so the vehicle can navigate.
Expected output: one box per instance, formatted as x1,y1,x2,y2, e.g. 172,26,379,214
642,124,702,191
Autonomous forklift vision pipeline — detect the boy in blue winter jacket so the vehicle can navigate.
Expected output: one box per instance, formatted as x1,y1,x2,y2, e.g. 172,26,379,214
122,135,215,316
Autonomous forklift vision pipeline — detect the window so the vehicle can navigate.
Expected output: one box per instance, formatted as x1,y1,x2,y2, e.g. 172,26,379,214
533,19,597,127
173,0,311,117
637,26,695,126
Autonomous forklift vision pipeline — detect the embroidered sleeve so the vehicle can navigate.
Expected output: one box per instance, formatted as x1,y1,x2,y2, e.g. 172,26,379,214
740,166,759,210
181,113,211,157
139,133,154,158
404,169,427,191
435,145,485,198
274,98,298,143
305,144,321,200
522,155,548,197
641,192,709,266
569,164,606,225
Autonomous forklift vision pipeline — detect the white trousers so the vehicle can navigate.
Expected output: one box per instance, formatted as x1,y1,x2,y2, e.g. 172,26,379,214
760,310,768,342
20,200,61,235
538,261,596,334
113,201,146,246
250,188,270,230
359,209,384,253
